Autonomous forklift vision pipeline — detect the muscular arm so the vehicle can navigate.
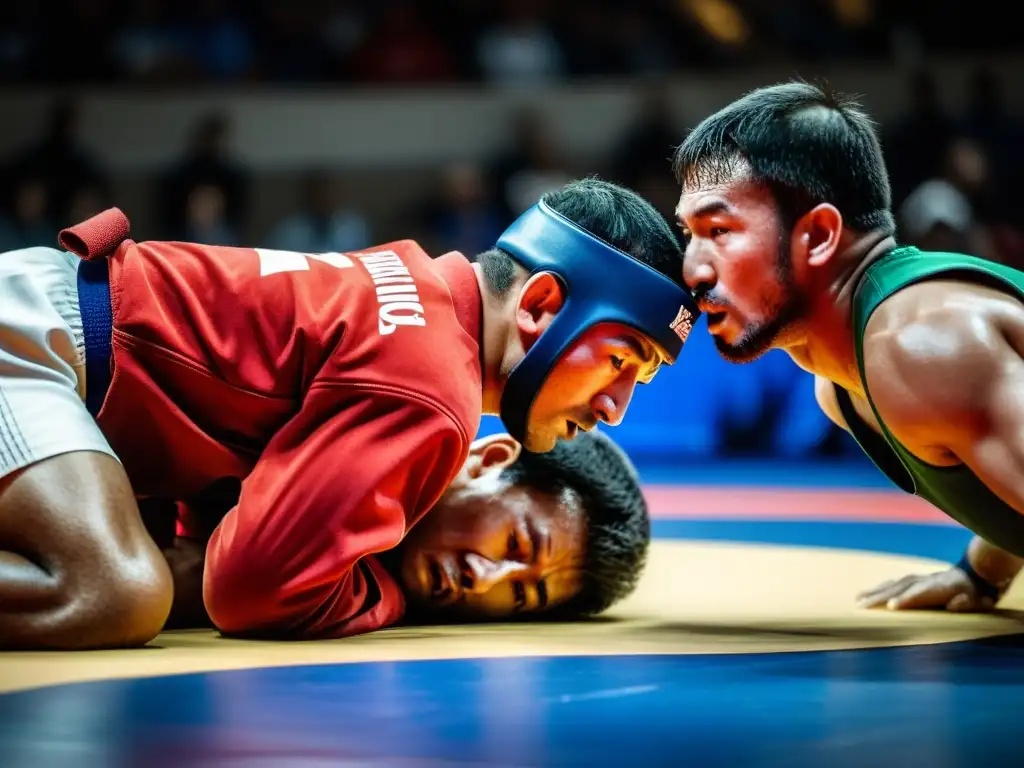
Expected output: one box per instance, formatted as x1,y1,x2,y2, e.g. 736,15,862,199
0,452,172,648
865,305,1024,514
948,331,1024,512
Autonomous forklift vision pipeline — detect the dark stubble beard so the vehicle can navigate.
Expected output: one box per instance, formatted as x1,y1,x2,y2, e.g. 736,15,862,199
713,233,807,364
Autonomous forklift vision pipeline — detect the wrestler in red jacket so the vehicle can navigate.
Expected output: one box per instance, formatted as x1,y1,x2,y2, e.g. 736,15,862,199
0,178,695,649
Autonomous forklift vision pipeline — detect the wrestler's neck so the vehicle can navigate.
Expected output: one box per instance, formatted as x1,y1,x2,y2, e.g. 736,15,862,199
784,229,897,396
472,264,516,416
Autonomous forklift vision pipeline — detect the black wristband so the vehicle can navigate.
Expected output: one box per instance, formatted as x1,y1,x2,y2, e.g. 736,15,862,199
955,553,1003,602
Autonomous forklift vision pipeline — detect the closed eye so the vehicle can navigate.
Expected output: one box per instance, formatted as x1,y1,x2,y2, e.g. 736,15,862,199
513,581,526,609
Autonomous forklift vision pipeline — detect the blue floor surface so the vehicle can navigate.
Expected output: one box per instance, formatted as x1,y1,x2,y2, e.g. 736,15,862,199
3,638,1024,767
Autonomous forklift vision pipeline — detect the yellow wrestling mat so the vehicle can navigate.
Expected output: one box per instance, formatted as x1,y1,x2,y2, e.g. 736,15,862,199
2,540,1022,694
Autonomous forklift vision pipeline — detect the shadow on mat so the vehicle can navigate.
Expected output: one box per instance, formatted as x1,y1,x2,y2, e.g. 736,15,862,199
750,632,1024,684
636,620,910,641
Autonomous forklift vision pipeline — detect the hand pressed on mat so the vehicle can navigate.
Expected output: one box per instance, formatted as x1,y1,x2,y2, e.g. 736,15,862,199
857,535,1024,613
856,567,995,613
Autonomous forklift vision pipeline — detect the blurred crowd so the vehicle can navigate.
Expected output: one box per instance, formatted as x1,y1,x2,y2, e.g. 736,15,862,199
1,0,1018,87
3,68,1021,269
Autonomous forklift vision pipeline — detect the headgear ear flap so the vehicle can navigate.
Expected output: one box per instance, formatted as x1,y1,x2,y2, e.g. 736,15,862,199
496,199,700,443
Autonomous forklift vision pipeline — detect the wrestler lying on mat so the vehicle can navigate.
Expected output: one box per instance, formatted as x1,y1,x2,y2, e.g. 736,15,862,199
0,178,696,649
158,429,648,631
673,81,1024,612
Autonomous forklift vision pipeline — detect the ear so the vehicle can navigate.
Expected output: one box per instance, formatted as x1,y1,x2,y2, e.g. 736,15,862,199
515,272,566,352
795,203,843,268
464,433,523,479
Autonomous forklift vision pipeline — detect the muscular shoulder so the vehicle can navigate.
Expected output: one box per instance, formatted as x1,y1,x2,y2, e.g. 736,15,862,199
862,280,1024,438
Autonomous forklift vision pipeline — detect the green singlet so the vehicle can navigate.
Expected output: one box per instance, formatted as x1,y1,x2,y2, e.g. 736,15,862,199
834,246,1024,557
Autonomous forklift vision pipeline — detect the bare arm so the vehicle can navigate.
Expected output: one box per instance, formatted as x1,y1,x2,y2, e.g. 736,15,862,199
866,305,1024,515
948,340,1024,512
0,451,172,648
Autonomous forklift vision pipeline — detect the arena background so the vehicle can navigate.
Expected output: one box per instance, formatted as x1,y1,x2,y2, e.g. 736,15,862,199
2,2,1024,764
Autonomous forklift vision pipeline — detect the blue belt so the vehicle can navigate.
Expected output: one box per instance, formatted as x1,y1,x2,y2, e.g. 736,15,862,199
77,258,113,418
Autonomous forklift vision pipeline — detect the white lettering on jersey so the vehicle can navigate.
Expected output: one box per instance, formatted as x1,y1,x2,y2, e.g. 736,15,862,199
355,250,427,335
255,248,355,276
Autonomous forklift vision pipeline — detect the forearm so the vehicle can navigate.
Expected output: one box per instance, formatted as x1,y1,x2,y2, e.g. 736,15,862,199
966,535,1024,591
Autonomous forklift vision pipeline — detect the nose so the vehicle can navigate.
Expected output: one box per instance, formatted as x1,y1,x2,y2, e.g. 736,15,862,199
591,375,636,427
682,246,716,295
462,552,527,594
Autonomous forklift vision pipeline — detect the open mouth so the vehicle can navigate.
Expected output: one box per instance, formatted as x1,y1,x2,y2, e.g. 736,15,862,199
706,311,727,328
566,421,579,439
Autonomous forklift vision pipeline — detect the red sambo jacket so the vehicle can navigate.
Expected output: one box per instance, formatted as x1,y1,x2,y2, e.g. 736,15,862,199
65,209,483,639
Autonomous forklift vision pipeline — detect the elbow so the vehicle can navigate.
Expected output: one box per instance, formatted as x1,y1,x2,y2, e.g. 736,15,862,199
203,547,289,637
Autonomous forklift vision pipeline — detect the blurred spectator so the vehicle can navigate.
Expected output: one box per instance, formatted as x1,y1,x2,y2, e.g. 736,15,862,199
898,138,998,260
883,71,956,208
609,83,683,221
183,183,238,246
491,109,573,220
899,178,978,256
348,1,457,85
476,0,566,87
418,162,505,258
159,113,248,240
0,178,55,252
265,171,370,254
6,100,109,227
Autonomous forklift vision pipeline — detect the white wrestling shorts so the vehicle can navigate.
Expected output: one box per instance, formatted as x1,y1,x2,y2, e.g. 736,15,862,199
0,246,117,480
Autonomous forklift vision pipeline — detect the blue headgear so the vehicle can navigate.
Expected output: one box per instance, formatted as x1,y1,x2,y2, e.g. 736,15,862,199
495,199,700,443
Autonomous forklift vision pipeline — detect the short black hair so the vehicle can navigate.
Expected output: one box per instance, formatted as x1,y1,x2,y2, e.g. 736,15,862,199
502,429,650,617
479,177,684,295
672,81,896,235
